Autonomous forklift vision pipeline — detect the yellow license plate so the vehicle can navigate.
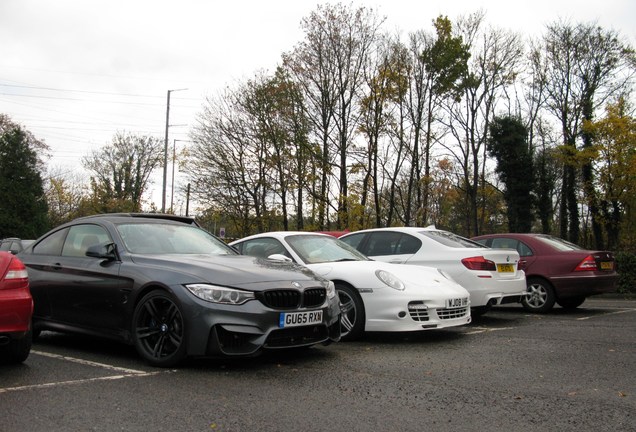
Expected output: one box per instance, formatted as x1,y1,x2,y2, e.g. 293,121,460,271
497,264,515,273
600,261,614,271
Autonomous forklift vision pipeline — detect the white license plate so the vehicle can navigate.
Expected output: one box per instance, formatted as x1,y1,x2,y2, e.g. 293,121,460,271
446,297,469,308
279,310,323,328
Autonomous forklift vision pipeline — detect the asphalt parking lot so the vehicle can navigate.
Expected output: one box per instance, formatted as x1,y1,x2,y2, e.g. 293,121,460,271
1,297,635,432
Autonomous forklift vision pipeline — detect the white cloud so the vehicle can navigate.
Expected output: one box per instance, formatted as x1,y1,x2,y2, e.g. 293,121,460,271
1,0,634,211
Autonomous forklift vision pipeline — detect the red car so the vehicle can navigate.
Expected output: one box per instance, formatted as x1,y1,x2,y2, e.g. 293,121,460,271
472,233,618,313
0,251,33,363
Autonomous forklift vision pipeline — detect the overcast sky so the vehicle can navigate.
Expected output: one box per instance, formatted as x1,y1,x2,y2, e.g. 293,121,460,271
1,0,634,211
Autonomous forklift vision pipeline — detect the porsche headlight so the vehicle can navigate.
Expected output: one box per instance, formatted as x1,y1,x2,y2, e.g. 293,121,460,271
186,284,255,305
375,269,405,291
326,281,337,299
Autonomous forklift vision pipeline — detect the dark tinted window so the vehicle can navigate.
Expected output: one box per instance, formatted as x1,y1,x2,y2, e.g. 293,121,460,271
339,233,365,249
364,232,402,256
61,224,112,257
396,234,421,254
32,228,69,256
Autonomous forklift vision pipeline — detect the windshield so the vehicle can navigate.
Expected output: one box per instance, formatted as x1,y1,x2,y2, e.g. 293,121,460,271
286,234,368,264
116,223,237,255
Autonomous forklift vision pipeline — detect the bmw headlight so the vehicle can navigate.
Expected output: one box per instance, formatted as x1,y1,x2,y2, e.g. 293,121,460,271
326,281,337,299
375,269,405,291
186,284,255,305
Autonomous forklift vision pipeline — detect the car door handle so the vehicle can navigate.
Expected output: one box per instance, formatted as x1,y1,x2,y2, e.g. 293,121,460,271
51,262,63,271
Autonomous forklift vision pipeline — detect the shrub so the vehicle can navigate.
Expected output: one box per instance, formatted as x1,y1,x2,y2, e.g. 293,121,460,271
615,252,636,295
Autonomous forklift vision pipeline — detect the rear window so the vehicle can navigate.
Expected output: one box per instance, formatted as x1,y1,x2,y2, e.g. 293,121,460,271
535,235,584,251
420,230,483,248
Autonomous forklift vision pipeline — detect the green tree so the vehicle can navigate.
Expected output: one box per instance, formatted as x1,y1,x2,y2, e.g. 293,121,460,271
0,115,49,238
487,116,534,232
82,132,163,213
582,97,636,250
44,169,90,227
416,16,470,225
534,20,635,245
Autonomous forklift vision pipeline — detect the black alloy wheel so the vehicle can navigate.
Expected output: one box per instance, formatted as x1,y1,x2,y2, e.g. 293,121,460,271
132,290,187,367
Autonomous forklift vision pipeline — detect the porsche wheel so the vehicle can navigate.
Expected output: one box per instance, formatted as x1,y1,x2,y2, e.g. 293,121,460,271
337,284,365,341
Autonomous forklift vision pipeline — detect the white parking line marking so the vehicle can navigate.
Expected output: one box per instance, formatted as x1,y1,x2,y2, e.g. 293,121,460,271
0,372,166,393
464,326,515,335
0,350,175,394
576,308,636,321
31,350,149,374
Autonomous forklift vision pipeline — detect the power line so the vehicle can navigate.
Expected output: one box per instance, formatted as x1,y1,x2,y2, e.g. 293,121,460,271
0,82,203,101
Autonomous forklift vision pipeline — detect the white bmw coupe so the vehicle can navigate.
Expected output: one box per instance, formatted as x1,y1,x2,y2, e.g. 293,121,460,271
231,232,471,341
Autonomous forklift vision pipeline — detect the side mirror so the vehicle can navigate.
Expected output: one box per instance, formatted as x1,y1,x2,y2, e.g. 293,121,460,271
267,253,293,262
86,243,118,261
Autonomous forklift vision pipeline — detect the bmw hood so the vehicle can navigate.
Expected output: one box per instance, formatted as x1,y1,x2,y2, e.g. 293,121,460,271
130,254,325,289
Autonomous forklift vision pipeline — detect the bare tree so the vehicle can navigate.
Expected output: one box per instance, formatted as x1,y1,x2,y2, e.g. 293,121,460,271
283,3,384,229
82,132,162,213
443,11,524,236
188,86,273,235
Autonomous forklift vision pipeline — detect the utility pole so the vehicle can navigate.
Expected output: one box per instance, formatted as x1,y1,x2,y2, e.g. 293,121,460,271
162,88,187,213
170,139,191,213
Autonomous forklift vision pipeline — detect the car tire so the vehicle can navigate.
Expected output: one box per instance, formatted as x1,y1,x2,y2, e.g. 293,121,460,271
522,277,556,313
1,330,32,364
132,290,187,367
337,283,365,341
556,296,586,310
471,305,491,317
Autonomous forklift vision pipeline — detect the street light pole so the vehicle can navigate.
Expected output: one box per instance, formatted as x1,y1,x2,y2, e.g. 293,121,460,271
162,88,187,213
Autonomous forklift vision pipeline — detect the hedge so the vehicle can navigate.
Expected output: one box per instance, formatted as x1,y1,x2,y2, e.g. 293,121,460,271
616,252,636,294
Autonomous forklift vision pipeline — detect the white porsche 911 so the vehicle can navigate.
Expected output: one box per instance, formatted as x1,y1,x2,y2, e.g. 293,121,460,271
230,232,471,341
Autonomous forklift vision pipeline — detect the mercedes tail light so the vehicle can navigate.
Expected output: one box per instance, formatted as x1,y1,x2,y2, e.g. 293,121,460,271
574,255,598,272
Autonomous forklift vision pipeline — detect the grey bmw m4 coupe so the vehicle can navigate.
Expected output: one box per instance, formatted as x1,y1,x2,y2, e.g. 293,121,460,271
18,213,341,367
